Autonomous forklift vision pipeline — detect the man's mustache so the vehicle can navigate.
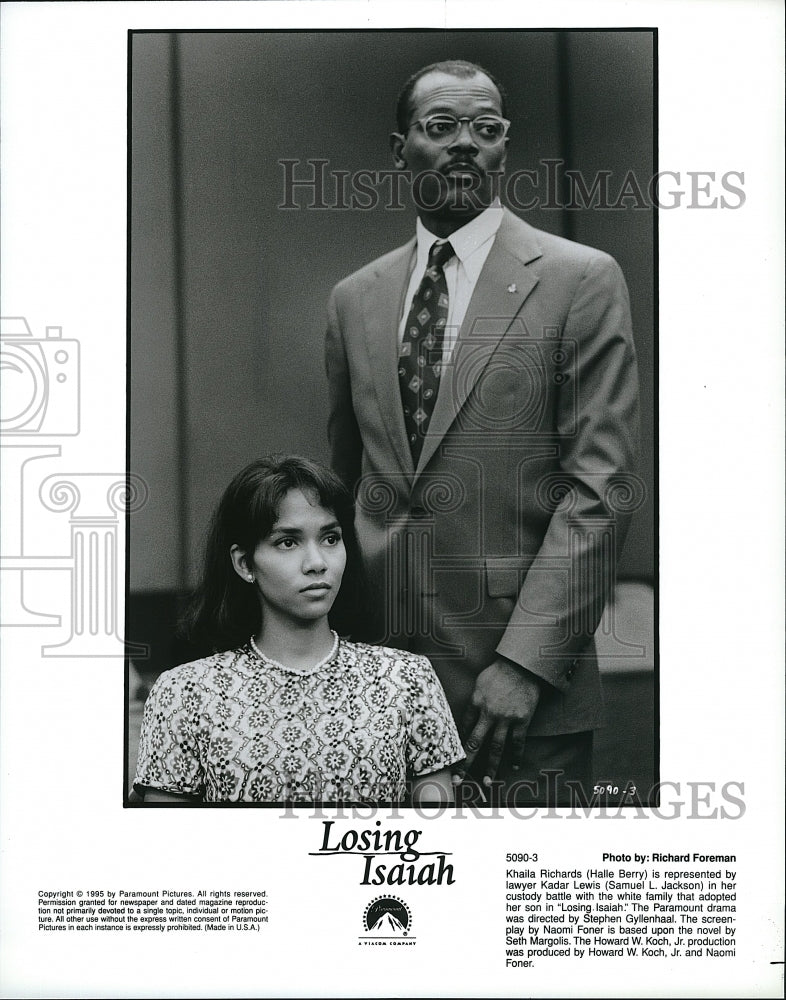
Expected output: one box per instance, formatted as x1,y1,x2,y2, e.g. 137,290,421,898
441,160,485,178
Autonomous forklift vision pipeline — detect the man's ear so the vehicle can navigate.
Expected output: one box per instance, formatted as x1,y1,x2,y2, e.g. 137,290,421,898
390,131,407,169
230,544,253,583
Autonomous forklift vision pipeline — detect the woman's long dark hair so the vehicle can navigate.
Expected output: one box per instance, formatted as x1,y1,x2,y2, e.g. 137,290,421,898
181,455,367,655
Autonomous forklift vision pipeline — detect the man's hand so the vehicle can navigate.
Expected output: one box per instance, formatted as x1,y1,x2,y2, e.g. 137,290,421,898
457,656,541,786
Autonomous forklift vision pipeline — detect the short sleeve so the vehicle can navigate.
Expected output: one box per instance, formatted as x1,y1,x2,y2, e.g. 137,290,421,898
133,667,205,798
403,656,465,776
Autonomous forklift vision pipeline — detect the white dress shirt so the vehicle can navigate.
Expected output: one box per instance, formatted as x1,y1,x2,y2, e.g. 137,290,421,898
398,200,504,362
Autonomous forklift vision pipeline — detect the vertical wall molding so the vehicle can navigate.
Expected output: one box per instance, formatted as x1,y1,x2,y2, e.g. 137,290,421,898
168,32,190,590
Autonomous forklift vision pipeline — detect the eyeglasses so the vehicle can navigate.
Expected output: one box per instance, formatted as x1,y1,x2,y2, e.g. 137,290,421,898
405,114,510,147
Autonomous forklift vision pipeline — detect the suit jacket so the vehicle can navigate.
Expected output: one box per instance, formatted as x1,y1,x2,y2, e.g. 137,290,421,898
325,208,639,737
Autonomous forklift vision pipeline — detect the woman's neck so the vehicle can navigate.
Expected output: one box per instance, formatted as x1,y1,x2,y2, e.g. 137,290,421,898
253,618,336,671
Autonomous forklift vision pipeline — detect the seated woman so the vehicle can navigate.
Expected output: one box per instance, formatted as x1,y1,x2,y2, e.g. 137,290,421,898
134,455,463,804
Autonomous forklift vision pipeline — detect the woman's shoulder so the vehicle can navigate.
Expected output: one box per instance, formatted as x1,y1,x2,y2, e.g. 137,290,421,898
149,647,251,690
339,639,433,673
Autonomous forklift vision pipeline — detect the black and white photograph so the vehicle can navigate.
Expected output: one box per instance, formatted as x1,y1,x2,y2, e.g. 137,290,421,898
0,2,782,997
127,29,656,809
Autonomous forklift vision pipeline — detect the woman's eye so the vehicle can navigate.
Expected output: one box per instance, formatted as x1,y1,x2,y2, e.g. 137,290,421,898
324,533,342,546
276,538,297,549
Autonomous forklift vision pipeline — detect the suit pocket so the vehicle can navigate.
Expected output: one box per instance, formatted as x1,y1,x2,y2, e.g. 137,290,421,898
484,556,534,598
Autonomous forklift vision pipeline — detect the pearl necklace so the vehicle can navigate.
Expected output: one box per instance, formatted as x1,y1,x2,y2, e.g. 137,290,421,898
248,630,339,673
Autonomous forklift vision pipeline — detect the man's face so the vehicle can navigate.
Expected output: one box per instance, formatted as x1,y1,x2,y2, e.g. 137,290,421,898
391,70,508,220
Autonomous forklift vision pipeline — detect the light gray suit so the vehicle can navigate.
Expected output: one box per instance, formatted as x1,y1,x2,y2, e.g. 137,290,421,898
326,208,639,774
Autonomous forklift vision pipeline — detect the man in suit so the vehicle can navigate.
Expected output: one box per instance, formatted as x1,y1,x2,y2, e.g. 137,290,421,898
325,60,639,804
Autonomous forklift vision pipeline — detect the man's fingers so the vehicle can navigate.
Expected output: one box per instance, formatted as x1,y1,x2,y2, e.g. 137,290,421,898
509,721,529,771
461,703,479,742
462,713,493,771
482,719,510,786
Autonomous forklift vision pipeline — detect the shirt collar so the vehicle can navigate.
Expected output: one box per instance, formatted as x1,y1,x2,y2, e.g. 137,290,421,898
415,199,504,278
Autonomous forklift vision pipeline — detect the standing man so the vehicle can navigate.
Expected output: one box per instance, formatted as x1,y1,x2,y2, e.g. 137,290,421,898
325,60,639,804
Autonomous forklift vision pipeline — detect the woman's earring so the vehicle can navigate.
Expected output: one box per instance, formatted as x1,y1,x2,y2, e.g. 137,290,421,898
247,574,254,583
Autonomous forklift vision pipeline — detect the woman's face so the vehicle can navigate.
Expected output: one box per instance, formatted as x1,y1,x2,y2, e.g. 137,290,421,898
232,488,346,628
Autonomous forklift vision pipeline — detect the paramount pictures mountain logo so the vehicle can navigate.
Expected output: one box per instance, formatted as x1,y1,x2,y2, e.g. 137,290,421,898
360,896,415,947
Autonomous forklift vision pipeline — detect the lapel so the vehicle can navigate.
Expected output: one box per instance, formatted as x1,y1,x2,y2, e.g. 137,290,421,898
361,237,417,478
415,210,544,477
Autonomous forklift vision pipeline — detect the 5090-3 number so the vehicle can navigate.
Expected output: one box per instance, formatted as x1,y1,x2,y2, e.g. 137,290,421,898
506,853,538,862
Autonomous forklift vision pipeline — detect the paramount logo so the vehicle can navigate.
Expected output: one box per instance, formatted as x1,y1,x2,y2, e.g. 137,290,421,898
368,911,406,935
359,896,416,947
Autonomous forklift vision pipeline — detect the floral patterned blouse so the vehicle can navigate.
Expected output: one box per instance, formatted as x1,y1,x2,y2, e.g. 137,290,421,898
134,637,464,803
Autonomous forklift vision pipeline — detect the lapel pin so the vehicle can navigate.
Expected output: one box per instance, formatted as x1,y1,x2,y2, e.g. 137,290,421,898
507,283,517,293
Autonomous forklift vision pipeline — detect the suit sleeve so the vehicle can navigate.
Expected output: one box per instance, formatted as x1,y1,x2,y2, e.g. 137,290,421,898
495,253,640,691
325,286,364,491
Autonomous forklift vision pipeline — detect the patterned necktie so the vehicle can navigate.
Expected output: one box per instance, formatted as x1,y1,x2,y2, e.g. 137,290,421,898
398,240,455,466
